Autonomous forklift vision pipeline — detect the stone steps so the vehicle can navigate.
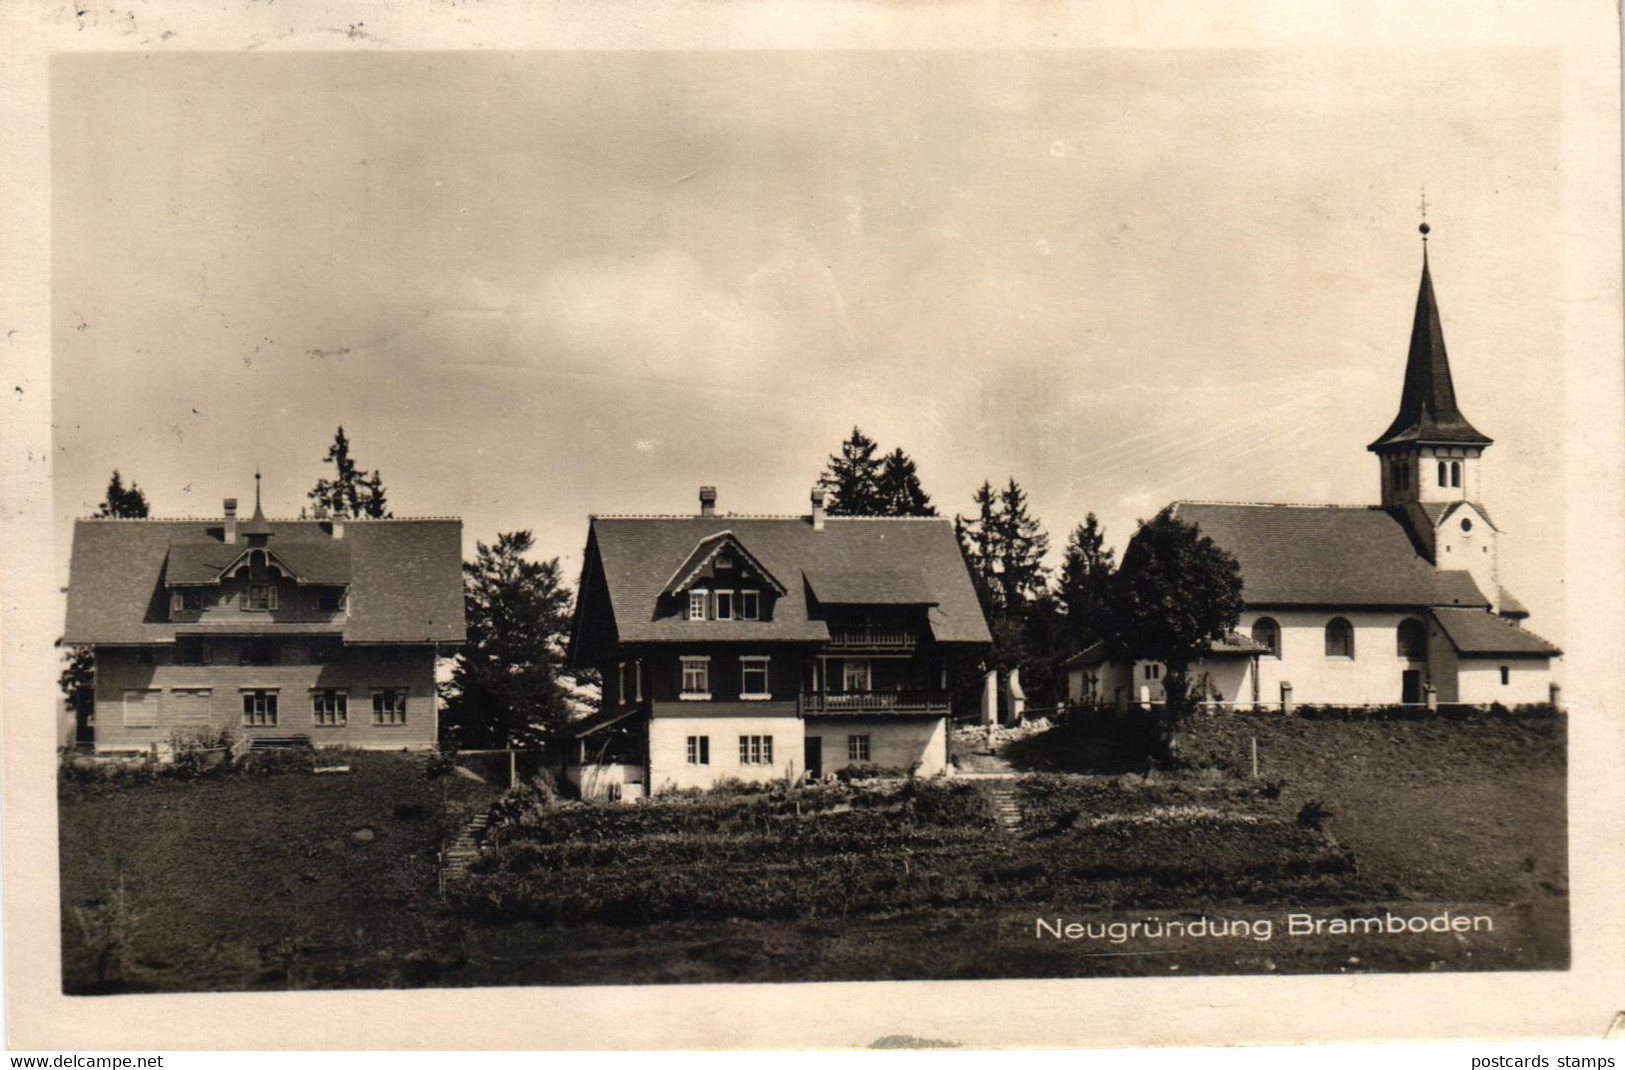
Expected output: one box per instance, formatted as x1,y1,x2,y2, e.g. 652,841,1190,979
986,784,1024,833
440,810,491,881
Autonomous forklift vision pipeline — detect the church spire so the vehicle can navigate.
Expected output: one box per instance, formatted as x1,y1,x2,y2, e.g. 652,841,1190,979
1368,222,1493,453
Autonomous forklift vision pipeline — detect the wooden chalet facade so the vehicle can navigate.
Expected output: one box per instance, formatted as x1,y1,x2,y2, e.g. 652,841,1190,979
62,489,465,752
565,486,993,799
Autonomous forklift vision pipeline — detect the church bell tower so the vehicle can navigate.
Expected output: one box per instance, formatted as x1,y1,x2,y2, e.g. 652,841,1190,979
1369,221,1501,610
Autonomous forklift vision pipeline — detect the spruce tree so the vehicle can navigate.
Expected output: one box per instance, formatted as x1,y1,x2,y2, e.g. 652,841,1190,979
308,426,391,519
1057,514,1115,651
817,427,885,516
875,448,937,517
94,470,149,519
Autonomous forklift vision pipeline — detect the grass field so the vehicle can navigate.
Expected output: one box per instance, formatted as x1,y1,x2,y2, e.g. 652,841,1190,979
58,710,1567,992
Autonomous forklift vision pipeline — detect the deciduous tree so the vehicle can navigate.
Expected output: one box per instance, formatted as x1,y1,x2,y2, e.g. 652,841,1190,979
1106,507,1244,740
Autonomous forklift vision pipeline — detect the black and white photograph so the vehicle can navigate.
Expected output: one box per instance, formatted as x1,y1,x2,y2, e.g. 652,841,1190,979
4,0,1623,1054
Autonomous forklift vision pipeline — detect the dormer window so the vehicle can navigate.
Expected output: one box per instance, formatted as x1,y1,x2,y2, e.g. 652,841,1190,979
316,587,347,613
715,590,734,620
741,590,761,620
245,584,276,611
688,589,708,621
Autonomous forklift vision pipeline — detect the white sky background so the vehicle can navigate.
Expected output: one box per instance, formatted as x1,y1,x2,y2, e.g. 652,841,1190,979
51,49,1564,638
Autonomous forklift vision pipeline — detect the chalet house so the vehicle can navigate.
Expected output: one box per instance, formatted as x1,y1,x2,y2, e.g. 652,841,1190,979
62,486,465,751
1066,227,1561,710
565,486,993,799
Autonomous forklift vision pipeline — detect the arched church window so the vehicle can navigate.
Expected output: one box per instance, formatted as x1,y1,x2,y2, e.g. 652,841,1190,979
1324,617,1354,659
1251,618,1281,659
1451,462,1461,488
1397,618,1428,660
1438,461,1448,486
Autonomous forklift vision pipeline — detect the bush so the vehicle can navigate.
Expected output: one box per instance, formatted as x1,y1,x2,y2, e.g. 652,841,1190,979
239,747,316,776
1296,799,1334,831
168,726,235,779
834,763,911,782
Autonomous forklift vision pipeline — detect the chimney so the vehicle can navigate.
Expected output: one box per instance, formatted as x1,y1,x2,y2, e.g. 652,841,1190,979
699,486,718,517
810,487,826,532
223,498,238,544
330,514,345,540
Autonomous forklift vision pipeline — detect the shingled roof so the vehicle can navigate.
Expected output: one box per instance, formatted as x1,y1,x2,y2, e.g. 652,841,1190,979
576,515,992,651
1369,243,1493,451
64,517,465,645
1433,607,1561,657
1167,502,1490,608
1059,630,1268,670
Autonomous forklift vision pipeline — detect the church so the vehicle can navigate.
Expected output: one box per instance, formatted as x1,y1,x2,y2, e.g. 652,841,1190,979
1066,224,1562,710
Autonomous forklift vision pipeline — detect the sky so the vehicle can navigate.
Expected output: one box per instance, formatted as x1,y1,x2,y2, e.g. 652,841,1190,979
51,49,1565,637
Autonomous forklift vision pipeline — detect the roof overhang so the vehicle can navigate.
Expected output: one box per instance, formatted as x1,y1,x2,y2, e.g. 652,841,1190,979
662,531,788,597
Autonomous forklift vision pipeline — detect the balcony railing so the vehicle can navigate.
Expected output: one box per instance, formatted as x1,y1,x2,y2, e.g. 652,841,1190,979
825,628,919,650
800,690,949,715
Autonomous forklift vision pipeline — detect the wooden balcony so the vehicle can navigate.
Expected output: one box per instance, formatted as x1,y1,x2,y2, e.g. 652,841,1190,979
800,690,950,716
825,627,919,651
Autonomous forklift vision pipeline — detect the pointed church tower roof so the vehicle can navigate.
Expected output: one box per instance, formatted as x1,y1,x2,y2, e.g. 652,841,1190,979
1368,224,1493,452
239,470,274,538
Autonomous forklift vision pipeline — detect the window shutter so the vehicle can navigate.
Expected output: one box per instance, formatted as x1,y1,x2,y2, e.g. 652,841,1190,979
268,586,278,610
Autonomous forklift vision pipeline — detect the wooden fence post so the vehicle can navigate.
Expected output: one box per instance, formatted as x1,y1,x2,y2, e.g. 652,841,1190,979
1250,736,1259,779
509,748,518,790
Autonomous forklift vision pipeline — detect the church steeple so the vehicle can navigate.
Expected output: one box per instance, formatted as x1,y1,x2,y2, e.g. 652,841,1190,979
1371,221,1496,529
1369,223,1493,453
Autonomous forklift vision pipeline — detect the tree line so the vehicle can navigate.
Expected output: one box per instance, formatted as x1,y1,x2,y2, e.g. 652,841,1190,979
65,424,1241,749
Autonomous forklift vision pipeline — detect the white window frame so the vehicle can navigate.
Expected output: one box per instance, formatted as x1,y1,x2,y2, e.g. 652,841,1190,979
848,734,870,762
240,688,279,727
617,661,628,706
740,656,771,700
371,688,408,726
714,553,735,570
686,735,710,765
688,589,709,621
122,688,161,728
311,688,348,727
714,590,734,621
680,656,711,700
738,734,774,766
740,589,761,620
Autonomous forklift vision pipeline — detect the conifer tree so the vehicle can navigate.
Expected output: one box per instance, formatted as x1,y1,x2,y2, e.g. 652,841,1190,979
308,426,391,519
817,426,886,516
94,470,150,519
875,447,937,517
1056,513,1115,652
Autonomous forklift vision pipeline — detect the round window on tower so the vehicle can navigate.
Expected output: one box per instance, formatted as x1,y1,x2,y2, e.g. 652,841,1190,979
1460,517,1473,533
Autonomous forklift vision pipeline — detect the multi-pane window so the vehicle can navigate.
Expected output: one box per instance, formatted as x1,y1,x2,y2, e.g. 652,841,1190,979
680,657,710,698
740,590,761,620
842,660,871,692
1325,617,1355,659
738,735,774,766
686,735,710,765
848,734,870,762
740,656,771,698
1143,664,1162,680
122,689,160,728
241,689,278,727
245,584,277,611
714,591,734,620
312,689,348,727
688,590,708,621
714,553,735,570
372,689,408,726
172,688,212,724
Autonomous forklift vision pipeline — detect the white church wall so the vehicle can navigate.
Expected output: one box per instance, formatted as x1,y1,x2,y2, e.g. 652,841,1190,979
1456,659,1555,706
1432,502,1500,614
1244,608,1430,707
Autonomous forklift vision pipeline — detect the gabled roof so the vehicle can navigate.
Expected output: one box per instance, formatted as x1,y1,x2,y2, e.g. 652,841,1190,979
576,514,991,651
1415,500,1499,533
1059,631,1266,670
64,517,465,644
165,537,352,586
1497,587,1530,618
1369,244,1493,451
1433,607,1561,658
662,531,788,596
1167,502,1491,608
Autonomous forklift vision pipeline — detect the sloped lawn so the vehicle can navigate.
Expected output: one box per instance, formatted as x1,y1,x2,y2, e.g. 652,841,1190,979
58,751,500,993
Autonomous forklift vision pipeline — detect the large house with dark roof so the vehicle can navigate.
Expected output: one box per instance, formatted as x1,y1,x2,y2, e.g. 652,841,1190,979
565,486,992,798
63,485,465,751
1066,227,1561,710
